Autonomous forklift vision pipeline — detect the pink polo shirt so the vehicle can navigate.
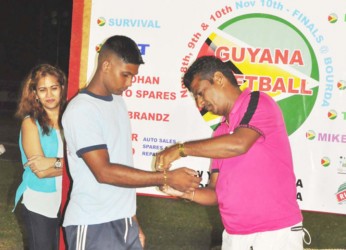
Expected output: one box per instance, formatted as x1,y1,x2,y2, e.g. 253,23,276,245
212,88,302,235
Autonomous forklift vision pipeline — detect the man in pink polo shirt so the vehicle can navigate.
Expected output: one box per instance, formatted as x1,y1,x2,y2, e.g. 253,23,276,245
155,56,303,249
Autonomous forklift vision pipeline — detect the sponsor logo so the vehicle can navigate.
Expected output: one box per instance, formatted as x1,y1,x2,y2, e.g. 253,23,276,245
327,109,337,120
306,130,316,140
97,17,160,28
321,156,330,167
328,13,338,24
97,17,106,26
95,43,150,56
336,183,346,204
338,156,346,174
197,13,320,135
337,80,346,90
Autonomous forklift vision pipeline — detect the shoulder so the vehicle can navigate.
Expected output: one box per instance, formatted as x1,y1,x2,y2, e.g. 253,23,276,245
62,95,102,129
242,90,278,111
64,94,97,116
256,91,281,113
68,93,103,109
20,117,40,139
21,117,38,130
258,91,275,103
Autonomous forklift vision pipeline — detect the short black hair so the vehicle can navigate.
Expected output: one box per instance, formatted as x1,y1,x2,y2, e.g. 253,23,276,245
99,35,144,65
183,56,238,91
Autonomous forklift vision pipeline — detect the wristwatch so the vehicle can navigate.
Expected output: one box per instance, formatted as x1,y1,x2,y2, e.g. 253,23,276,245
54,158,62,168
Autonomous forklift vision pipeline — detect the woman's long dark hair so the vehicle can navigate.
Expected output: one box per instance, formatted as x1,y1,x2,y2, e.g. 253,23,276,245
15,64,67,135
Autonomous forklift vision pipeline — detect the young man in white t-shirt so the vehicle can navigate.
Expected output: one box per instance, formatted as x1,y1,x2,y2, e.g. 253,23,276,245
62,35,201,250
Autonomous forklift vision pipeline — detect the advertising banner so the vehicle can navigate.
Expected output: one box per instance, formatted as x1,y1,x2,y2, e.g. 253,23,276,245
67,0,346,215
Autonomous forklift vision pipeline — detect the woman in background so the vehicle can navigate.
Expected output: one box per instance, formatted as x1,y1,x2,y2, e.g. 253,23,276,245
13,64,67,250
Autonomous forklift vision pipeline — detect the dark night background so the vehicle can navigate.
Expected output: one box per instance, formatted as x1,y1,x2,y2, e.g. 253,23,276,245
0,0,72,109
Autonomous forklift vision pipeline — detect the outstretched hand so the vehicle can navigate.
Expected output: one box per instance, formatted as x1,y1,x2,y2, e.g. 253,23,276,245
160,185,184,197
166,167,201,193
155,144,181,171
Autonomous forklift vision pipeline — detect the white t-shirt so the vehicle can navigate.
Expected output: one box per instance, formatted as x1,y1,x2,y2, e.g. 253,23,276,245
62,90,136,226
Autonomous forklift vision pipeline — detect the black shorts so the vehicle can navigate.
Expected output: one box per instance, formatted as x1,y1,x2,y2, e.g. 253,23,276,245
64,217,142,250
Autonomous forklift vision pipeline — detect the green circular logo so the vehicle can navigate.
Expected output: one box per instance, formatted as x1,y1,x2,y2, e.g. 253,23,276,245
328,13,338,24
197,14,319,135
328,109,337,120
321,157,330,167
306,130,316,140
97,17,106,26
337,80,346,90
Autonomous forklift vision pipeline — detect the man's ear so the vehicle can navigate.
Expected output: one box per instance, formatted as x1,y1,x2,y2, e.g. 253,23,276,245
213,71,224,86
102,60,110,72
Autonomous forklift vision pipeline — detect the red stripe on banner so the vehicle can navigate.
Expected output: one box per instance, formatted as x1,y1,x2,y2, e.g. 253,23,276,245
66,1,84,100
60,0,84,249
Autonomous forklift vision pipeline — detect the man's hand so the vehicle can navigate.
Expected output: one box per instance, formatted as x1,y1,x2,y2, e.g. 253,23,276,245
166,167,201,193
155,144,181,171
160,185,184,197
138,226,145,248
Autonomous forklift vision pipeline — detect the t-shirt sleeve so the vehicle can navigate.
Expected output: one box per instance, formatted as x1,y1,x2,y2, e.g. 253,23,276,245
62,100,107,157
237,92,284,139
211,159,221,172
210,125,228,171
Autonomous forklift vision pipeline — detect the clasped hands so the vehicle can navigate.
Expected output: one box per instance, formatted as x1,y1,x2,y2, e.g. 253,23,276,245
155,144,200,198
24,155,52,173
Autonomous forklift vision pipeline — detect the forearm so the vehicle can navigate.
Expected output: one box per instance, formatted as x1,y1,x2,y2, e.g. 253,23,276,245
183,136,244,159
182,187,218,206
25,156,63,172
156,135,246,169
180,128,261,159
83,149,200,191
93,164,165,187
35,166,62,178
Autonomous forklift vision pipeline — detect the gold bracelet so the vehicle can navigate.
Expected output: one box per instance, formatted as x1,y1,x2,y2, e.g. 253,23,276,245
178,143,187,157
191,190,195,202
163,170,168,187
183,190,195,203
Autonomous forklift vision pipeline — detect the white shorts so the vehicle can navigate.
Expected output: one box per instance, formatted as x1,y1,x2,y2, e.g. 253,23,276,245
222,223,304,250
